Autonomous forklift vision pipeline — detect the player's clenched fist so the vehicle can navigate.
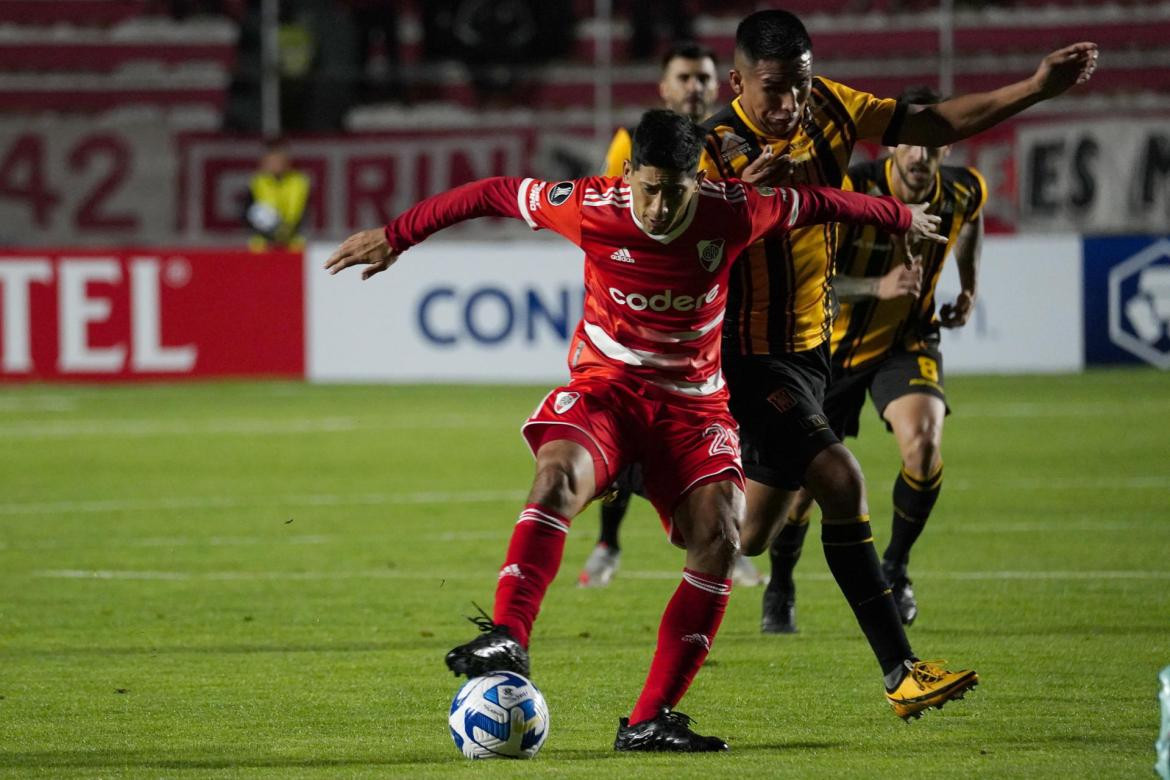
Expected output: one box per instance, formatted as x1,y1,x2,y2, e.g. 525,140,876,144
325,227,401,280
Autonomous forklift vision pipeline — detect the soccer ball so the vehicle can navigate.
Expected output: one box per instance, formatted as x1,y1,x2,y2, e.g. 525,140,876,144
448,671,550,759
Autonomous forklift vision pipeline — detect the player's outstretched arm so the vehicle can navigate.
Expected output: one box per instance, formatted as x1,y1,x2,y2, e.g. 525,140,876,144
323,176,531,281
325,229,400,280
783,186,948,247
895,42,1098,146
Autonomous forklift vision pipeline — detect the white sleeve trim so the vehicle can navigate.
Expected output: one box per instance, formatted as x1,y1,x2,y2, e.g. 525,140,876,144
785,187,801,227
517,177,539,229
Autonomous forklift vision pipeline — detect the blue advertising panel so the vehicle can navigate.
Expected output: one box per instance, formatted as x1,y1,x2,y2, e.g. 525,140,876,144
1083,236,1170,369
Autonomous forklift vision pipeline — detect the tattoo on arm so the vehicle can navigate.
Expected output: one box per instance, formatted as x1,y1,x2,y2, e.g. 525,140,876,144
832,275,881,302
954,214,983,296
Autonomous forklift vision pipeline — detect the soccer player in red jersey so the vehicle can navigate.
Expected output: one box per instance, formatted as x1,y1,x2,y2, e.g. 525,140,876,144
325,110,943,752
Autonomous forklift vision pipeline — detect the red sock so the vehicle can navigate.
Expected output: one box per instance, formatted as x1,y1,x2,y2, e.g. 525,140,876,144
628,568,732,725
492,503,571,648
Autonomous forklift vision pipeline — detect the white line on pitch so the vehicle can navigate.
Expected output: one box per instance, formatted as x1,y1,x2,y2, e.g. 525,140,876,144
29,569,1170,582
0,396,77,413
946,476,1170,490
960,400,1170,417
0,417,361,438
0,413,514,439
0,489,529,516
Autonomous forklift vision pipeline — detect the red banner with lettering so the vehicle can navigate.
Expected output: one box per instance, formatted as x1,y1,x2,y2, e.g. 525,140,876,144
0,250,303,381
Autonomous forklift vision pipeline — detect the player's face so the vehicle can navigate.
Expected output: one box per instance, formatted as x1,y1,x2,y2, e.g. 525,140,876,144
730,51,812,139
623,162,705,235
891,143,949,192
659,56,720,121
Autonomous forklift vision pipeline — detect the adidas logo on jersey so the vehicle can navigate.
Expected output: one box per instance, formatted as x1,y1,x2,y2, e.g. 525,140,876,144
610,247,635,264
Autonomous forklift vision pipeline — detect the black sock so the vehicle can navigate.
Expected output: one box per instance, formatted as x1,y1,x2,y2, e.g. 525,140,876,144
822,515,913,677
768,515,810,592
882,465,942,571
598,487,631,551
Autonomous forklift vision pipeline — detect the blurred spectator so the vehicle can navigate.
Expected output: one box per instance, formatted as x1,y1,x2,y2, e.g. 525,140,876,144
627,0,696,61
346,0,404,103
422,0,574,106
243,138,310,251
225,0,356,132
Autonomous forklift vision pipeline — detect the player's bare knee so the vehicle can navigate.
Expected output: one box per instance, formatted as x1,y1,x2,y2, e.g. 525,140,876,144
529,460,588,516
738,506,774,556
692,519,739,573
905,430,942,480
807,445,866,516
681,480,743,570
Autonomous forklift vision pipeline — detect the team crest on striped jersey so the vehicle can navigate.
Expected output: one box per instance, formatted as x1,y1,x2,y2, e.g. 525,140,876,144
719,130,750,163
696,239,725,272
548,181,575,206
554,391,580,414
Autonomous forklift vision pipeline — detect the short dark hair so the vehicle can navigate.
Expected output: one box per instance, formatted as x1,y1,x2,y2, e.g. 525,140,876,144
898,85,944,105
631,109,704,173
735,10,812,63
660,41,718,72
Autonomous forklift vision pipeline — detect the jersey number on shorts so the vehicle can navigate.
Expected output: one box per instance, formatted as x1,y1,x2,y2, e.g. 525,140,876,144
703,424,740,458
917,356,940,383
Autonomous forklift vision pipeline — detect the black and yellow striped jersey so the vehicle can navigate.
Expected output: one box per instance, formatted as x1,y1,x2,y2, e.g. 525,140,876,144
602,126,633,177
831,157,987,371
700,78,904,354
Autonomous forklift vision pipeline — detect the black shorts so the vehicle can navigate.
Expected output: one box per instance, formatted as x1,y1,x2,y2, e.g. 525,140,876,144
824,345,950,439
722,342,840,490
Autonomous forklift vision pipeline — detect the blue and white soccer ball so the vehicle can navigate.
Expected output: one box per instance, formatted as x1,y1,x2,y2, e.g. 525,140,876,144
448,671,550,759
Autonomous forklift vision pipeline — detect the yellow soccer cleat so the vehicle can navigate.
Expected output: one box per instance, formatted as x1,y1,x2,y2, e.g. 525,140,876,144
886,660,978,720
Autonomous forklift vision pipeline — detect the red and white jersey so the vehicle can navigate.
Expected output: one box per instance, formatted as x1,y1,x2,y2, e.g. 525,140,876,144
516,176,806,397
383,175,910,398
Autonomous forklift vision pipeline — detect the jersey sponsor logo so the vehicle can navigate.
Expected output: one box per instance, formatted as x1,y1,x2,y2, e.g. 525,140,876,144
703,423,739,458
528,181,545,213
719,130,751,163
553,391,580,414
548,181,575,206
766,388,797,414
696,239,725,272
610,247,635,264
608,283,720,313
798,413,829,433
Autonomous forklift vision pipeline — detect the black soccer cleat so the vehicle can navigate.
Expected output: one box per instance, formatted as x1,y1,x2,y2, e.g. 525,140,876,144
883,561,918,626
444,606,530,678
760,584,798,634
614,709,729,752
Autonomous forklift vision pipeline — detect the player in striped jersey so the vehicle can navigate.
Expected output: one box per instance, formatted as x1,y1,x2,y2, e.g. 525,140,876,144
601,42,721,178
774,87,986,630
699,9,1095,717
325,110,940,748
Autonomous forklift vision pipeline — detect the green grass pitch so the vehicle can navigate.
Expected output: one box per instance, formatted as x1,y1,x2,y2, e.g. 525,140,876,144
1,370,1167,778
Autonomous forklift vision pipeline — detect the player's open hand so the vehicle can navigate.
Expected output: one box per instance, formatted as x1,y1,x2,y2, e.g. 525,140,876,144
324,228,400,280
741,146,796,186
903,202,947,266
1032,42,1098,99
877,260,923,300
939,290,976,328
